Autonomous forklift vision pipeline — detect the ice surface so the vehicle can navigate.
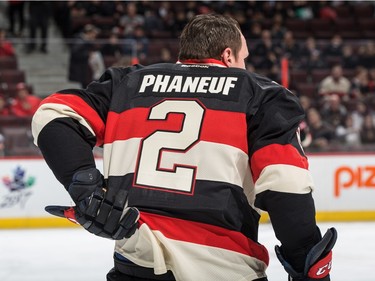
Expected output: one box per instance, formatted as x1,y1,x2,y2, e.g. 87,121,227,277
0,222,374,281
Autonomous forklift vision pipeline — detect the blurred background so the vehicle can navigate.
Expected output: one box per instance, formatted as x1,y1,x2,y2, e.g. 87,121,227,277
0,0,374,236
0,1,374,280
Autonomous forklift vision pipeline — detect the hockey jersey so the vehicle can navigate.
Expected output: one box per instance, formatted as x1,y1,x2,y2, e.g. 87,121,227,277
32,62,316,281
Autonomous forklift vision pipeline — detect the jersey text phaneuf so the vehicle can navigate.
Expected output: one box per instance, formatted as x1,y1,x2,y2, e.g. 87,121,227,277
139,74,238,95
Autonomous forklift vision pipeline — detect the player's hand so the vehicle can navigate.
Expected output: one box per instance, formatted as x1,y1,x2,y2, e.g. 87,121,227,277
275,227,337,281
45,168,139,240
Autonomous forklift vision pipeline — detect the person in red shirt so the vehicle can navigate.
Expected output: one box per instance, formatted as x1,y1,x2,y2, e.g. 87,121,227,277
0,28,15,57
11,82,41,117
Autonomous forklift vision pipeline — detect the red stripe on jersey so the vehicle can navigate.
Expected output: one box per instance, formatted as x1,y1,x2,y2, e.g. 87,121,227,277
250,143,308,182
105,108,248,153
138,211,269,265
41,93,105,145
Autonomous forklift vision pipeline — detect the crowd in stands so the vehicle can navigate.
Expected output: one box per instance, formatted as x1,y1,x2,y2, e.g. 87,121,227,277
0,1,375,156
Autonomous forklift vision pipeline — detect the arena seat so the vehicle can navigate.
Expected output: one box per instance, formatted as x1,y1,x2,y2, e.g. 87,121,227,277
1,126,40,156
334,4,352,18
353,3,375,18
308,19,335,39
285,19,310,39
0,70,26,84
0,57,18,70
290,69,310,88
358,19,375,39
311,69,331,83
335,18,361,39
295,82,318,99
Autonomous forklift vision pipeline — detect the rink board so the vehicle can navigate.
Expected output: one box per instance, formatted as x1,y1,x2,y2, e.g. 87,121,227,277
1,154,375,228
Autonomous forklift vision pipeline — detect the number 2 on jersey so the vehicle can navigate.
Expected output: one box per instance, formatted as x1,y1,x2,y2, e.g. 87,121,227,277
134,99,205,194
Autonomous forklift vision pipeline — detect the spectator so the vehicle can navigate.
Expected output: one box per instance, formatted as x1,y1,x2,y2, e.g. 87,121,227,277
301,37,326,71
258,51,278,71
280,31,301,68
253,29,280,58
292,1,314,20
155,47,173,63
305,49,327,71
0,133,5,157
143,8,165,37
110,55,133,68
270,13,287,40
357,41,375,69
0,94,11,116
123,26,149,62
100,28,124,59
323,34,343,58
350,101,369,131
119,2,145,37
360,113,375,144
68,24,100,88
52,1,73,40
171,10,189,37
336,114,361,147
342,45,358,69
6,0,25,37
88,45,105,81
298,95,314,148
351,67,370,99
319,64,351,100
25,1,52,54
300,36,319,58
306,107,336,149
0,27,15,57
299,119,312,148
245,21,262,39
368,68,375,94
319,2,337,21
320,94,348,128
299,95,314,112
0,1,9,31
10,82,41,117
84,1,117,17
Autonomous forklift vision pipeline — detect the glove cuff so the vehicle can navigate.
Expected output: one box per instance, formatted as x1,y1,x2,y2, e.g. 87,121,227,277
307,251,332,279
276,228,337,280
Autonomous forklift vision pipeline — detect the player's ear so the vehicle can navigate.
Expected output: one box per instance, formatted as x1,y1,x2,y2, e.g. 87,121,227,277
221,47,232,67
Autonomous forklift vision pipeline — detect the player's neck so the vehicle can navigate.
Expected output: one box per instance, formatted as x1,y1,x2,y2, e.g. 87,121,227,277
177,59,227,67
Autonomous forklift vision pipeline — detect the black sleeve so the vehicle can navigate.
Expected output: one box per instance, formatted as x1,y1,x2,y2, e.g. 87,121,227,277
37,117,96,189
255,191,321,272
246,76,319,272
33,67,132,189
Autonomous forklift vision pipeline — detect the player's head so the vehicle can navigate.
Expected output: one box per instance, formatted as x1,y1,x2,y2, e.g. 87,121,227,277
178,13,248,69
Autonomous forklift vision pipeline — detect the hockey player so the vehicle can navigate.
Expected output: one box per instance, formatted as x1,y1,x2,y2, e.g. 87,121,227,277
32,14,336,281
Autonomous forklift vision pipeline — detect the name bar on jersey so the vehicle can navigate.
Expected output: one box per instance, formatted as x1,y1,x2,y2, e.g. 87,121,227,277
139,74,239,97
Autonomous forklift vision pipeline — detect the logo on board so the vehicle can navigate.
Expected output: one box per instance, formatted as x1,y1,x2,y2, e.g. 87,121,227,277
0,166,35,208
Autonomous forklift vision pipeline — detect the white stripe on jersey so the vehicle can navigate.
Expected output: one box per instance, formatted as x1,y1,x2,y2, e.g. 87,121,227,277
31,103,96,144
115,223,268,281
255,164,314,195
103,138,251,189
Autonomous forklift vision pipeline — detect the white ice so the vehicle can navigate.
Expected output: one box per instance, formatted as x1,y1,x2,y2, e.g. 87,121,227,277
0,222,374,281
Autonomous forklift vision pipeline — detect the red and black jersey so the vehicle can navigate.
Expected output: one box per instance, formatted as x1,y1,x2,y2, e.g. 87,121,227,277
32,62,318,279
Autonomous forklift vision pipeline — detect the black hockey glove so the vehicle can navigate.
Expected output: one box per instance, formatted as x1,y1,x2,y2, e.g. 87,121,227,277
45,168,139,240
275,227,337,281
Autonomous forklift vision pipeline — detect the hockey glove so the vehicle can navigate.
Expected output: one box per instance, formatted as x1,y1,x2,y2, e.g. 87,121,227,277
45,168,139,240
275,227,337,281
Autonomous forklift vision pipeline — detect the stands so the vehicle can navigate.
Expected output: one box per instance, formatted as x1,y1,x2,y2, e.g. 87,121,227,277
1,1,375,156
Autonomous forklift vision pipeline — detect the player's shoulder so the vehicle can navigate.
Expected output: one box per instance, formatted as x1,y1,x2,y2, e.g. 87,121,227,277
246,71,285,93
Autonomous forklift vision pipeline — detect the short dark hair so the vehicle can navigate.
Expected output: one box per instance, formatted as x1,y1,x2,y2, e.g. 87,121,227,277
178,14,242,61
